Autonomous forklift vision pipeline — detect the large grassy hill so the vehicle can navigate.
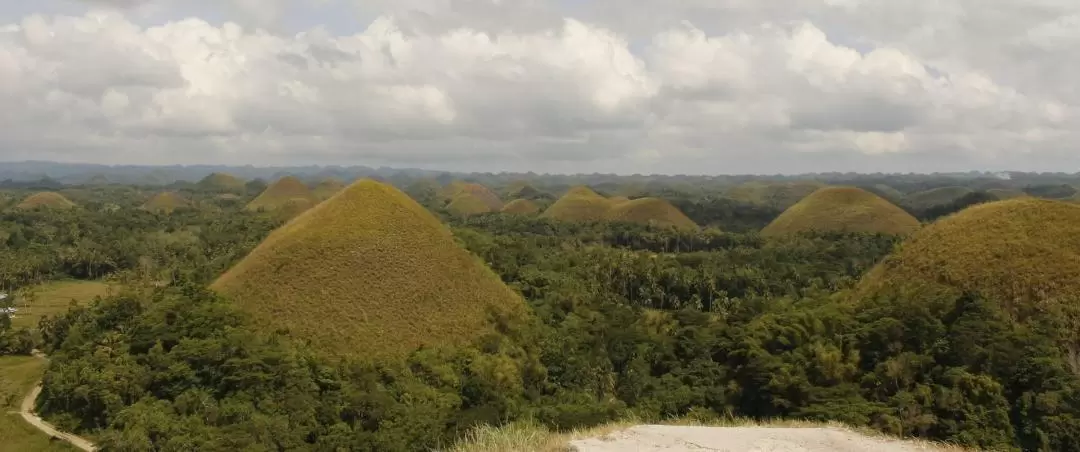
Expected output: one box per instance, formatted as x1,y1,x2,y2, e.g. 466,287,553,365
246,176,316,211
198,172,246,192
761,186,920,237
312,178,346,200
447,193,494,216
212,179,525,359
141,192,189,213
16,192,76,210
854,198,1080,314
606,197,698,230
540,186,613,222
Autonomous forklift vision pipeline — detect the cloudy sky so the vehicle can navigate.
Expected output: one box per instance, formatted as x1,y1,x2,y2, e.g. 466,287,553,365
1,0,1078,174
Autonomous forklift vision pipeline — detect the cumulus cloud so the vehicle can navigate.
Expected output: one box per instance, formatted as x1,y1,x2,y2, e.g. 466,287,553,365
0,0,1077,173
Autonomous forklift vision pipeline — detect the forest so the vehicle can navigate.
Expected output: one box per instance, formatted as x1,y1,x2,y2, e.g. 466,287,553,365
1,170,1079,452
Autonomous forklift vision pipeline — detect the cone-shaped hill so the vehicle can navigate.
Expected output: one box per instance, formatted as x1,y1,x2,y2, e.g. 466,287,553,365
726,181,824,209
16,192,76,210
447,193,493,216
501,199,540,215
606,197,697,230
312,178,346,200
247,176,317,211
198,172,246,192
541,186,614,222
212,179,525,359
761,186,920,237
448,183,503,211
854,198,1080,319
142,192,189,213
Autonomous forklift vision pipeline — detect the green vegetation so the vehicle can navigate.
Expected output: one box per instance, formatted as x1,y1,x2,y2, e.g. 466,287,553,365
904,186,974,209
212,179,526,359
448,193,495,216
197,172,246,192
312,178,346,200
987,188,1027,200
725,181,823,209
606,197,698,230
8,280,114,330
0,356,72,452
15,193,75,210
246,176,316,211
141,191,189,213
540,186,614,222
870,184,905,202
501,199,540,215
762,186,921,237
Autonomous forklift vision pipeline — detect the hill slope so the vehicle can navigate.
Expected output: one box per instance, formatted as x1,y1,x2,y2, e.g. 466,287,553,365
606,197,697,230
447,193,493,216
855,198,1080,313
726,181,824,209
141,192,189,213
16,192,76,210
246,176,316,211
904,186,973,209
501,199,540,215
198,172,246,192
541,186,613,222
212,179,525,359
762,187,920,237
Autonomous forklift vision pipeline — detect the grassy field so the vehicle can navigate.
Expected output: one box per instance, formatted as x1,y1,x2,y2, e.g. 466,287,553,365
213,179,525,359
9,280,114,330
0,356,73,452
856,198,1080,314
16,192,76,210
762,186,921,237
446,417,972,452
606,197,698,230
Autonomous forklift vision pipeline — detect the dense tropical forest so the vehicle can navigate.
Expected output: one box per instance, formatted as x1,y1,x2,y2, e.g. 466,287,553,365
2,163,1080,451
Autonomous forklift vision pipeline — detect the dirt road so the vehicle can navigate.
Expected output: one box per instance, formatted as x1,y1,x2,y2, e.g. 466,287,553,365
568,425,965,452
19,354,97,452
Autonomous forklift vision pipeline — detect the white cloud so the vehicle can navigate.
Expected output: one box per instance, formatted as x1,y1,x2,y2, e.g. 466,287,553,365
0,0,1077,173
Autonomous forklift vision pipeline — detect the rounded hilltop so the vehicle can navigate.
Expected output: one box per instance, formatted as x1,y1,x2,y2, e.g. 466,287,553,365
198,172,246,192
607,197,697,230
447,193,493,216
501,199,540,215
246,176,316,211
855,198,1080,314
16,192,76,210
211,179,525,359
725,181,824,209
761,186,920,237
442,182,503,213
312,178,346,200
541,186,614,222
141,192,189,213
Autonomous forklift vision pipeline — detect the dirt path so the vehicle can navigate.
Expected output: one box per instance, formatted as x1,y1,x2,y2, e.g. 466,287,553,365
19,353,97,452
568,425,964,452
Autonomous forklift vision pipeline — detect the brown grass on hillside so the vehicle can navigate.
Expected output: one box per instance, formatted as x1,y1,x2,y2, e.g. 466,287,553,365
854,198,1080,316
540,186,613,222
447,193,493,216
141,192,189,213
986,188,1027,200
609,196,631,204
500,199,540,215
246,176,316,211
872,184,905,202
277,197,316,221
725,181,824,209
761,186,920,237
904,186,973,208
15,192,76,210
607,197,698,230
212,179,526,359
198,172,246,192
312,178,346,200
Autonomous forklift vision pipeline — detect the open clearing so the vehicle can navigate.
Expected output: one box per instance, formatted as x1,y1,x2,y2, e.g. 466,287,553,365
8,280,114,330
568,425,965,452
0,356,74,452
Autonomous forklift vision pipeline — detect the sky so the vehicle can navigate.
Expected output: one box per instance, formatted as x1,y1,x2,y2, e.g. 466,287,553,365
1,0,1079,175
